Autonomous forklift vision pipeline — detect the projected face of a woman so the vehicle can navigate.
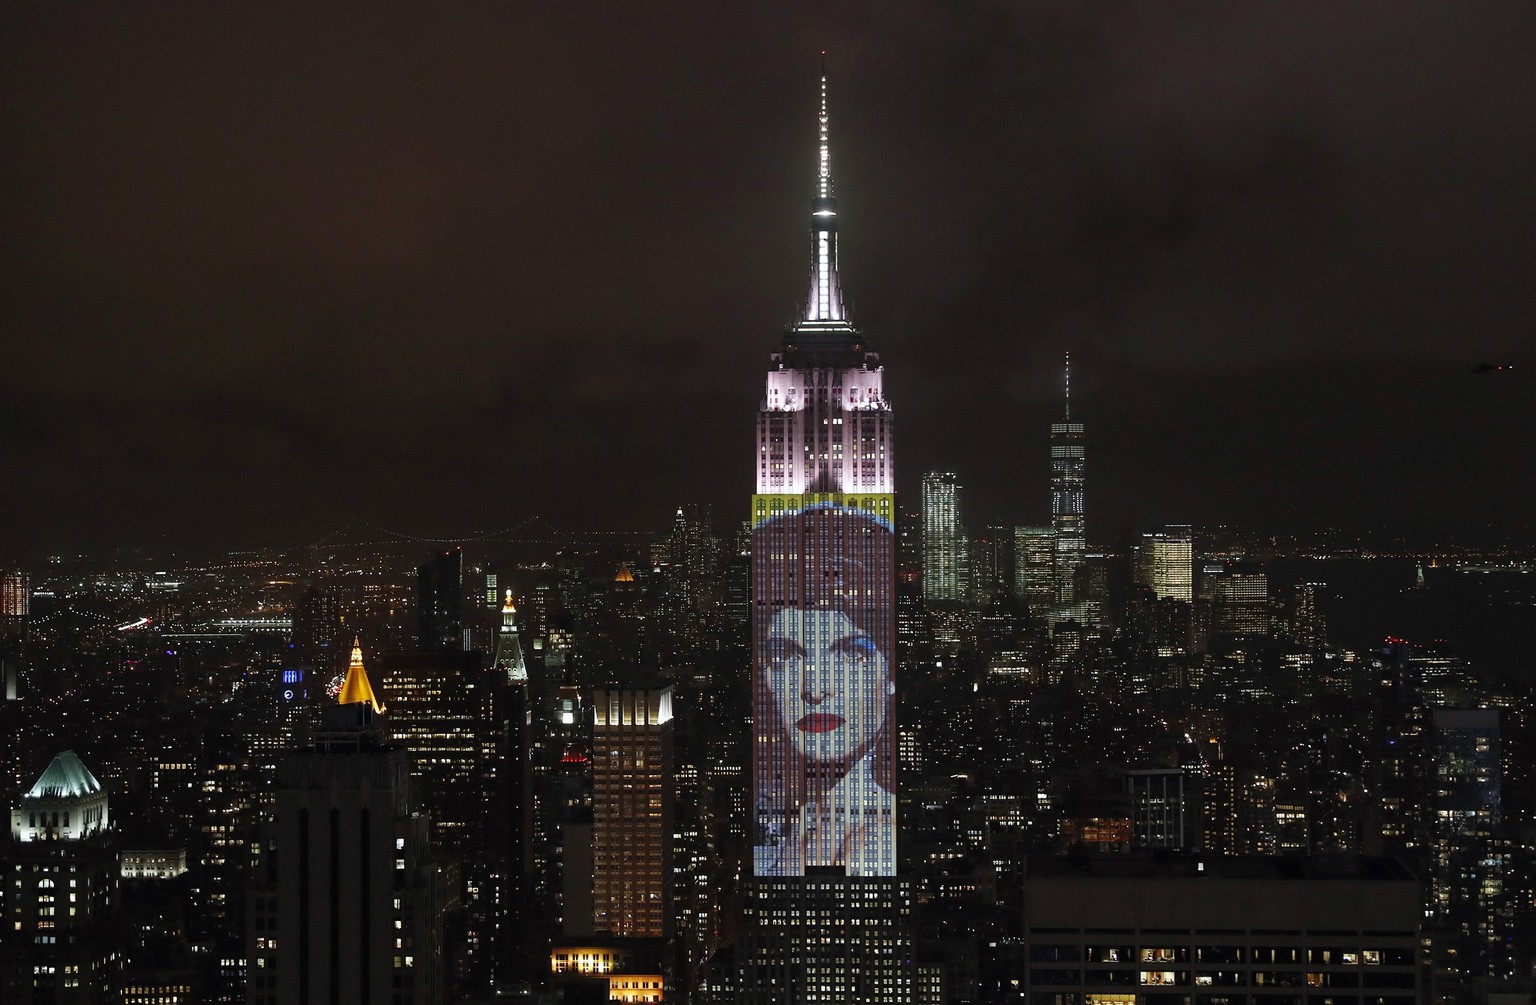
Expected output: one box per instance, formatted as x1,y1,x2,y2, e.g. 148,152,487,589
763,606,890,765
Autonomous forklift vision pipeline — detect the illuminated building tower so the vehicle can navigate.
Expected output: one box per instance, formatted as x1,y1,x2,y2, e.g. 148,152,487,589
1049,355,1086,614
0,569,26,617
490,594,536,977
1215,566,1268,639
546,689,670,1001
377,633,522,992
492,591,528,683
1129,526,1195,662
921,473,967,606
1012,526,1055,614
1430,709,1511,983
1291,581,1328,650
247,646,448,1005
0,571,27,805
1195,561,1270,651
1370,644,1433,862
668,503,716,627
1201,763,1278,855
2,750,123,1005
1,568,27,701
740,65,912,1004
1132,525,1194,602
591,686,674,939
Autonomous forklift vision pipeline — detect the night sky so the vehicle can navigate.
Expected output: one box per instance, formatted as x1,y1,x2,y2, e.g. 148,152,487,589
3,3,1533,556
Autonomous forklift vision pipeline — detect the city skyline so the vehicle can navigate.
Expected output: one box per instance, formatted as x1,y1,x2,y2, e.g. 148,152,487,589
3,5,1534,554
2,22,1534,1000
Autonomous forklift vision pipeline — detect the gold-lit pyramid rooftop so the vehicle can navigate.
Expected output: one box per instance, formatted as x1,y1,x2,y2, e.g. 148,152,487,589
338,636,384,714
614,562,635,583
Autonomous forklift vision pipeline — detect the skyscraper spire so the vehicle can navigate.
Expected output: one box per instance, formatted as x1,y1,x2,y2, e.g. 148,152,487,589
802,54,846,326
339,636,384,713
818,55,831,201
1064,351,1072,419
744,63,907,994
1050,355,1087,619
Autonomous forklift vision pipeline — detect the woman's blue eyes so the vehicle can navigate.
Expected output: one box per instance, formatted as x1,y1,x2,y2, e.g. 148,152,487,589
838,635,879,657
758,639,872,670
763,634,878,663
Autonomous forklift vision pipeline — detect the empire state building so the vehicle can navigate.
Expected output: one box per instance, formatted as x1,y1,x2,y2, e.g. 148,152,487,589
739,65,911,1004
753,89,894,507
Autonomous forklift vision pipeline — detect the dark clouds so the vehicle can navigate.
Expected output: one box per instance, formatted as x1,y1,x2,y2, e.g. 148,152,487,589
1,2,1533,555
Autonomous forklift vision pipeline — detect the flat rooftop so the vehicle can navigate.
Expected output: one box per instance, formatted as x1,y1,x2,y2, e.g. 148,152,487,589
1024,854,1416,882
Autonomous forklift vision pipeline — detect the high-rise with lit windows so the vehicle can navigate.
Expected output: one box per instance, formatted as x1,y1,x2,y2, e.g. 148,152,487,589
246,647,448,1005
591,686,673,939
0,568,27,623
377,634,520,991
921,472,968,606
2,750,122,1005
1431,709,1509,982
1011,526,1053,614
1050,356,1086,614
1133,525,1194,602
738,64,912,1004
1,569,27,702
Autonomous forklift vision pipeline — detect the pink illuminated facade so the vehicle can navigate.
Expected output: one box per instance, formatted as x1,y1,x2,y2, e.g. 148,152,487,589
753,80,893,504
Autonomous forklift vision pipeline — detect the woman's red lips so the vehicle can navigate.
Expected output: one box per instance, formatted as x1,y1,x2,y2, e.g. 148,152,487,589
797,713,845,733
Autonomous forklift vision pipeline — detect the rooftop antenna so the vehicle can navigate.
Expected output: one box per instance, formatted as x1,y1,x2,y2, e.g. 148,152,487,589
818,52,831,200
1064,351,1072,420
